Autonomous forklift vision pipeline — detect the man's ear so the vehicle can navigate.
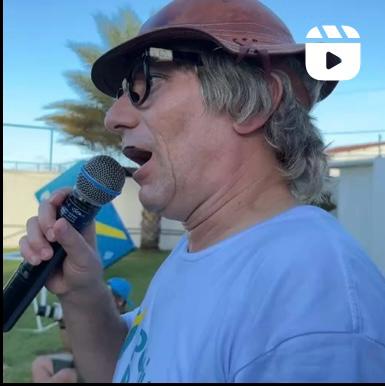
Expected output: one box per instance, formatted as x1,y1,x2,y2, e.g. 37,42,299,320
233,72,283,135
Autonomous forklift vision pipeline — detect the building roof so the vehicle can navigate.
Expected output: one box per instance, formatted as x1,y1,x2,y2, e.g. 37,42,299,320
327,141,385,154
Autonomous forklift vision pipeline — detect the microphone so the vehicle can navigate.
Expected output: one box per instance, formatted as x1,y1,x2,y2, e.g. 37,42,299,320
3,155,126,332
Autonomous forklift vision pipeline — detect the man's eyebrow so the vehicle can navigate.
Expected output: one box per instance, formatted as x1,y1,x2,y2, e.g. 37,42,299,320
149,62,175,73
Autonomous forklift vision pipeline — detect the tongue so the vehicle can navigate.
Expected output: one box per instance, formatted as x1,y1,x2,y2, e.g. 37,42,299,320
123,147,152,167
136,152,152,166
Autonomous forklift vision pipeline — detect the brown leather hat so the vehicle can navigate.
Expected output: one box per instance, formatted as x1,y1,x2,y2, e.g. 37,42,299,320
91,0,338,105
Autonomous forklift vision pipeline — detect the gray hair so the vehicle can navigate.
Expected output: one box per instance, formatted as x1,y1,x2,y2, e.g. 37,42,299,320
194,51,328,203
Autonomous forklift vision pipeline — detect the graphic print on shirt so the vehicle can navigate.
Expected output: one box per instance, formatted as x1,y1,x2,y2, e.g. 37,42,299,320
120,308,151,383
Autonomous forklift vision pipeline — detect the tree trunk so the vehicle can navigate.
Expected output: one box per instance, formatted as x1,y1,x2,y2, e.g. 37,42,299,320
140,208,161,250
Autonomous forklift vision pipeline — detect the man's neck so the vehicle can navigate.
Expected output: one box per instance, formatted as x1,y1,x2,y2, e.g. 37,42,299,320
183,173,297,253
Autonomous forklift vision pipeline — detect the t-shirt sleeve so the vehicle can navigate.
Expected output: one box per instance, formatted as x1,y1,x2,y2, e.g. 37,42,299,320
233,332,385,383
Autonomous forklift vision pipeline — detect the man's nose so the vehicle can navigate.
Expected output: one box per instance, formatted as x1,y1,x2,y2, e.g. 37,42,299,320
104,95,140,135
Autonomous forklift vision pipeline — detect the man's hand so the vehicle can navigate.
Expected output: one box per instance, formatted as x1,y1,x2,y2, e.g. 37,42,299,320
18,188,103,297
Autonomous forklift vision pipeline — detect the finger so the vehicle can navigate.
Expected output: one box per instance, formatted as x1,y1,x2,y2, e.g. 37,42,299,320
25,217,53,262
38,188,73,242
48,368,78,383
53,218,100,269
19,235,43,266
48,187,72,206
82,220,97,249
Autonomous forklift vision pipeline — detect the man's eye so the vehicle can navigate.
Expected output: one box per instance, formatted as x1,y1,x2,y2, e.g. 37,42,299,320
150,73,167,80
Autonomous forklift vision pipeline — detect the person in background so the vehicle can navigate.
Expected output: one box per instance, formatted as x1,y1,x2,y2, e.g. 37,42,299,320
106,277,134,315
31,277,133,383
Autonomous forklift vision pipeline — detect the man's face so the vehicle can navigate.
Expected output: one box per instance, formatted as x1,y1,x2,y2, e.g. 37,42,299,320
104,59,236,221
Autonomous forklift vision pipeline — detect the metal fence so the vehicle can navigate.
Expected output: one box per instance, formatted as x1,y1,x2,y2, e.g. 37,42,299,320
3,123,385,172
3,123,93,172
3,160,77,173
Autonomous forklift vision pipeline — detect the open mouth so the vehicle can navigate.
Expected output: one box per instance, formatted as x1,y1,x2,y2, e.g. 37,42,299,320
123,146,153,168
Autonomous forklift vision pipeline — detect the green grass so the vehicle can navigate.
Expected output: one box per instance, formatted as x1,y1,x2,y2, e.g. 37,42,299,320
3,249,168,383
3,248,19,253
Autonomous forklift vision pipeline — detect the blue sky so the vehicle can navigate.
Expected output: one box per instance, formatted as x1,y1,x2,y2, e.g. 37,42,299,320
4,0,385,164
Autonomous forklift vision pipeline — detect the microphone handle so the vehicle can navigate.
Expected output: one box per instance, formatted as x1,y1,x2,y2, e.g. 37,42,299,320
3,243,66,332
3,192,100,332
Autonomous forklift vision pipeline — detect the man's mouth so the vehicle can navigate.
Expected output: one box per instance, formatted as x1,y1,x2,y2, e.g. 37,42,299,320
123,146,153,169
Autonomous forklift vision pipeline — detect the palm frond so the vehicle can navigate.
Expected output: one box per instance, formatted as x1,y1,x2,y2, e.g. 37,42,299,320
67,42,103,68
64,71,113,109
94,9,141,49
39,112,119,148
38,101,120,150
38,7,140,152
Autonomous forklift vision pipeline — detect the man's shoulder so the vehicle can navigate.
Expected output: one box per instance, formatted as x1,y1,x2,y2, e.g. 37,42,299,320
250,205,379,298
242,204,362,261
236,205,385,339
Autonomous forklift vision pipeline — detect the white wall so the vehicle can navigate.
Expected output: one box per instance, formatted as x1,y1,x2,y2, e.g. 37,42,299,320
113,179,185,250
160,217,186,251
371,158,385,273
3,170,184,251
113,179,144,248
337,165,373,253
3,170,58,247
334,158,385,275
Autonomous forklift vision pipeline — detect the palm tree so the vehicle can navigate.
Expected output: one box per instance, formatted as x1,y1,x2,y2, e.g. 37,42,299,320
38,8,161,250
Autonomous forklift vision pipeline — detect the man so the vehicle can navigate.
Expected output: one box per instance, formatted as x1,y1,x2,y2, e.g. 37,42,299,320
31,277,133,383
19,0,385,382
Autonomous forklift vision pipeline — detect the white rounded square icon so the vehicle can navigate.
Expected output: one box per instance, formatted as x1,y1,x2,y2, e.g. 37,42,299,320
305,25,361,81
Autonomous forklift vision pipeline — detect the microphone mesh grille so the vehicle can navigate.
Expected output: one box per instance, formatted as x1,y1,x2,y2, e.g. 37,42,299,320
76,155,126,205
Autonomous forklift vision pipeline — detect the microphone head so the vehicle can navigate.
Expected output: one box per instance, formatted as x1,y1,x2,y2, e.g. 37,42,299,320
76,155,126,205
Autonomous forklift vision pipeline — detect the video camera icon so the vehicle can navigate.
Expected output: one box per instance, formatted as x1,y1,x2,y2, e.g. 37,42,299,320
305,25,361,81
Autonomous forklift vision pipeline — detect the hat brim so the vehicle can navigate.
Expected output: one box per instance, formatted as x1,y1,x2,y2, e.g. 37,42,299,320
91,26,338,102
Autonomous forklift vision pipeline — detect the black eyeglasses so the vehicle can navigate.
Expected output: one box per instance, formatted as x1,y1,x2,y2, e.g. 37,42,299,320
116,47,203,106
115,51,151,106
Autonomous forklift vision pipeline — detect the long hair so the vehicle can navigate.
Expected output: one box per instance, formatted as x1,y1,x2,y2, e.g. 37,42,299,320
195,51,328,203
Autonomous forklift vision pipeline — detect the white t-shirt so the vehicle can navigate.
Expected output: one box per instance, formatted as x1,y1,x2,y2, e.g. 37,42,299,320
113,205,385,382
